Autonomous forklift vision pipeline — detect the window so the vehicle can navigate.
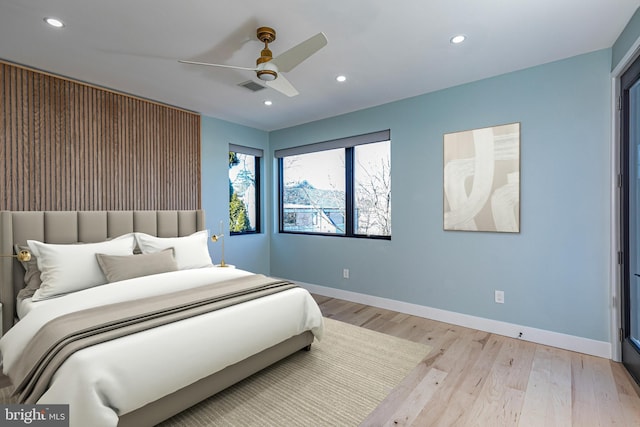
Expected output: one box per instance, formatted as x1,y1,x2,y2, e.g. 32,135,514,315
229,144,261,234
276,130,391,239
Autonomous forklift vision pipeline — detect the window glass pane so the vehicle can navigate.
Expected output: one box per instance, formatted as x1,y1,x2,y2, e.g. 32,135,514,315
282,149,346,234
354,141,391,236
229,152,257,233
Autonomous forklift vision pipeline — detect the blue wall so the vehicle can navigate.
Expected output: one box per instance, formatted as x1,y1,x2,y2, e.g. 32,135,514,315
613,7,640,71
201,116,270,274
200,50,613,342
268,49,613,342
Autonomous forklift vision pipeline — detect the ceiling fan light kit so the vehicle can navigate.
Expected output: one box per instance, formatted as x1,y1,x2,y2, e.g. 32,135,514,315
257,69,277,81
179,26,327,97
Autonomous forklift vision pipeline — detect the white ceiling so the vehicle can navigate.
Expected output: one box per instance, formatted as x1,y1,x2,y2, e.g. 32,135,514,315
0,1,638,131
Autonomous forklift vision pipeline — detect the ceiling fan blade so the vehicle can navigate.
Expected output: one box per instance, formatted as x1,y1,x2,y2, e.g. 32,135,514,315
265,74,299,97
270,32,328,72
178,60,257,72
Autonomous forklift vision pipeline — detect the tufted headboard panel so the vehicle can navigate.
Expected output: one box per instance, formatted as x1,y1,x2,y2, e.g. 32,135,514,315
0,210,205,335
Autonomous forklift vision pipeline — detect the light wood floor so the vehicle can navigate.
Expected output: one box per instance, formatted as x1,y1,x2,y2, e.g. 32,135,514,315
313,294,640,427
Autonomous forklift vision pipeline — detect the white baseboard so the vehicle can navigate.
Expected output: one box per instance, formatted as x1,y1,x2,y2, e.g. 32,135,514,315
301,282,612,360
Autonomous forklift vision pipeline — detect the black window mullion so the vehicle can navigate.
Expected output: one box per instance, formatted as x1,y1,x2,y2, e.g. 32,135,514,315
253,155,261,233
278,157,284,233
345,147,354,236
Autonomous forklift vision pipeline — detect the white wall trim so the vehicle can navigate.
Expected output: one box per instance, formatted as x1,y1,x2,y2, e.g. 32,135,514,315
301,282,612,359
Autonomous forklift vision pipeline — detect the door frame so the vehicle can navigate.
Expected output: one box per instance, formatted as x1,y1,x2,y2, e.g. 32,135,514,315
613,37,640,363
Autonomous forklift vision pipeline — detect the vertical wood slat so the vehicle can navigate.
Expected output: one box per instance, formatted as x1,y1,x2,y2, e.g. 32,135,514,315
0,61,201,211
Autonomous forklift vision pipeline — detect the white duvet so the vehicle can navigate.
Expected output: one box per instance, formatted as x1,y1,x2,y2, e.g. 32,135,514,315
0,268,324,427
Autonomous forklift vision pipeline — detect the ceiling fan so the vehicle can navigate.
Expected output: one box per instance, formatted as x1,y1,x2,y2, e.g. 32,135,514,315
179,27,328,97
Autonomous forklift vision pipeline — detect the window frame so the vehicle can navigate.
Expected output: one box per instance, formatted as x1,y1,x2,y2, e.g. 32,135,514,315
276,130,391,240
229,144,262,236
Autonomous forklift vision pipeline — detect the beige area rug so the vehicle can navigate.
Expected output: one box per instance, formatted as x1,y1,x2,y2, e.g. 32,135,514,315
0,318,431,426
159,317,431,426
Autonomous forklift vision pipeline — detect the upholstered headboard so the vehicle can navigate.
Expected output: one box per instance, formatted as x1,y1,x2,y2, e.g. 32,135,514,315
0,210,206,335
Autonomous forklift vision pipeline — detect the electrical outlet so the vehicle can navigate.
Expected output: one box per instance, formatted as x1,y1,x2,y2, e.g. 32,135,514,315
343,268,349,279
495,290,505,304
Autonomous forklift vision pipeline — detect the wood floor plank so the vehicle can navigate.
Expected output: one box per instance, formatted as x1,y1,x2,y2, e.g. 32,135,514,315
411,333,488,425
518,346,572,427
571,352,601,427
611,360,640,397
620,393,640,426
380,368,448,427
430,332,504,426
454,335,533,426
590,355,628,426
313,295,640,426
463,384,525,427
610,361,640,425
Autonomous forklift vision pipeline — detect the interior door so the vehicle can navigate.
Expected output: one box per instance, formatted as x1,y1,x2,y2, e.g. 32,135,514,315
621,55,640,384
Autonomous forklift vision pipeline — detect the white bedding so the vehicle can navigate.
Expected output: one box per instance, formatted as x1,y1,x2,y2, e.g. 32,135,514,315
16,296,39,320
0,267,324,427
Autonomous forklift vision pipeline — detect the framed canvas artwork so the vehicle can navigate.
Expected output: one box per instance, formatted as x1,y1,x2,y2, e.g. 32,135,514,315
443,122,520,232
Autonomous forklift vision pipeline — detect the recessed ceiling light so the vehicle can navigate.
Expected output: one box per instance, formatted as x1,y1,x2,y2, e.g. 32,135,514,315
44,17,65,28
336,75,347,82
450,35,466,44
264,100,273,106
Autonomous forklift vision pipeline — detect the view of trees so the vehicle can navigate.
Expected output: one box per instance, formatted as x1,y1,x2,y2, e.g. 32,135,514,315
281,141,391,236
228,151,255,233
354,145,391,236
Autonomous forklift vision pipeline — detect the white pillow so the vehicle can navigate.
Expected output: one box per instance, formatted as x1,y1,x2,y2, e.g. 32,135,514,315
28,234,136,301
135,230,213,270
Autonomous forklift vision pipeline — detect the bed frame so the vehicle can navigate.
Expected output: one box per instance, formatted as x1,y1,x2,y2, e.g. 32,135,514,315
0,210,314,426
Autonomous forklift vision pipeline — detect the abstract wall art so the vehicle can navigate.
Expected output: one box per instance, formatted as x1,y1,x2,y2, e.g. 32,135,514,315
443,123,520,232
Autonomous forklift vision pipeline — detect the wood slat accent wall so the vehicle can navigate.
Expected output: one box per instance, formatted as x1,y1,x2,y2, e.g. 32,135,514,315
0,61,201,211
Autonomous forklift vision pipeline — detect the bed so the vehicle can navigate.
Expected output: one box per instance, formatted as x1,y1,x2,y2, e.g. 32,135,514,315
0,210,323,427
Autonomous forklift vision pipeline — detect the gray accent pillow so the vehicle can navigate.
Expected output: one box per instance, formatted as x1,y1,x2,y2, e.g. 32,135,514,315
96,248,178,283
14,244,42,301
